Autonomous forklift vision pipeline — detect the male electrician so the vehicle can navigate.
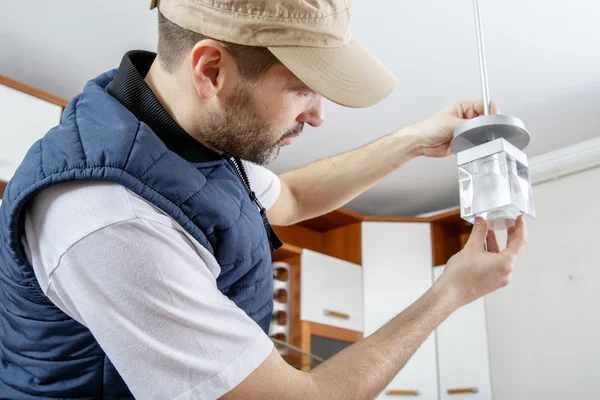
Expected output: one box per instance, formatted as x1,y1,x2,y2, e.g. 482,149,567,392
0,0,527,399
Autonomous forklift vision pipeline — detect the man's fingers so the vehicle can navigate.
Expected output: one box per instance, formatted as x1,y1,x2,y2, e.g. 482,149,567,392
461,100,500,118
489,100,500,115
486,230,500,253
465,217,488,251
502,216,528,259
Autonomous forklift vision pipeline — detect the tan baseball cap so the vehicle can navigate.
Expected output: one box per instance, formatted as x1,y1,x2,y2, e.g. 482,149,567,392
150,0,398,108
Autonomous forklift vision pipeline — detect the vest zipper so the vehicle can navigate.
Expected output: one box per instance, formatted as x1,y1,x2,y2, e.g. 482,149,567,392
225,155,283,251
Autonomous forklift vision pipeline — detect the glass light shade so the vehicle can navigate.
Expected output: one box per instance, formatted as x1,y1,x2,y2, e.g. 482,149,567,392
458,150,535,230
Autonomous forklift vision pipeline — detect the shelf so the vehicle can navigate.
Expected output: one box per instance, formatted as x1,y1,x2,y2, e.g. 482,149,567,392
271,242,303,262
428,208,472,233
297,208,363,232
274,218,363,265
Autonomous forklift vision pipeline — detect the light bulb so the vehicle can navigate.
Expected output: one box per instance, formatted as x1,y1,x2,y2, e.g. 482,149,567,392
471,154,514,230
457,141,536,230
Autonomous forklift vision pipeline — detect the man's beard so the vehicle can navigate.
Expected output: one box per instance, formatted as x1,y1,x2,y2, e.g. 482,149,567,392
201,85,303,165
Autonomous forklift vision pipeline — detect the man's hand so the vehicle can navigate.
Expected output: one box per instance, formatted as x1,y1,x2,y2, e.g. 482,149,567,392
409,100,500,158
437,216,528,308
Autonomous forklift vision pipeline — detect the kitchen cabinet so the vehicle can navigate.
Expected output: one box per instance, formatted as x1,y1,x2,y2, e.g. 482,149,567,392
362,221,438,399
300,249,363,332
434,266,492,400
0,82,63,182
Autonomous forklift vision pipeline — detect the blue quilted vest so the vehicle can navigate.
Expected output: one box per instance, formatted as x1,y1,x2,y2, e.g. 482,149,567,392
0,65,274,398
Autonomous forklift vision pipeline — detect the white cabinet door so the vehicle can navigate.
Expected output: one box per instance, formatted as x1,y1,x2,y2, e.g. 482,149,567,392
362,222,438,400
301,249,363,332
0,84,63,182
434,266,492,400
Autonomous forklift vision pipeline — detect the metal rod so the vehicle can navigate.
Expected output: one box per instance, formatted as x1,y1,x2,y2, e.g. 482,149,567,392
474,0,490,115
270,338,325,363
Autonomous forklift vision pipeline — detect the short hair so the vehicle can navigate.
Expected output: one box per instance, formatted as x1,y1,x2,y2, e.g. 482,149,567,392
157,11,281,80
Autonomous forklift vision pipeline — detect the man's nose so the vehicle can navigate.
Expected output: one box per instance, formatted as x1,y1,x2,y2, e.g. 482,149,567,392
297,96,324,127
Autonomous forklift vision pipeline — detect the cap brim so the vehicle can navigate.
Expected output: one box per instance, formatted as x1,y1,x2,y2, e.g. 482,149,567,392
268,37,398,108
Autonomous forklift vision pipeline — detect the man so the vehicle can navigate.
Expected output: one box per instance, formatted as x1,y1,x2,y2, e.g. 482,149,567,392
0,0,527,399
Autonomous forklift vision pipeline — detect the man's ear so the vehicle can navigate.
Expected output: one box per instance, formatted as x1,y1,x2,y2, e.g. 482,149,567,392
189,39,235,99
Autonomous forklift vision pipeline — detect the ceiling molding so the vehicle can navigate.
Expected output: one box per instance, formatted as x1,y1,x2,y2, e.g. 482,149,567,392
529,136,600,186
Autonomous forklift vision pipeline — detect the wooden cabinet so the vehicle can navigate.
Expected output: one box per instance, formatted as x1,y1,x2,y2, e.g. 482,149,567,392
271,243,364,370
434,266,492,400
0,79,64,182
300,249,363,332
362,222,439,400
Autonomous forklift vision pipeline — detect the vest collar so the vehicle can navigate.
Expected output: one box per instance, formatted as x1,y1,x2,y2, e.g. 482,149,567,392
107,50,221,163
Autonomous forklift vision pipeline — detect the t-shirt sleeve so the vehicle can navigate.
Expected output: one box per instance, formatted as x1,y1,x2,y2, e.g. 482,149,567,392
47,217,274,400
242,160,281,211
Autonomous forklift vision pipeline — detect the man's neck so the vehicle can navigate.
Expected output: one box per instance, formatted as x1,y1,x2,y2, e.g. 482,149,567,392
144,60,220,154
144,61,185,131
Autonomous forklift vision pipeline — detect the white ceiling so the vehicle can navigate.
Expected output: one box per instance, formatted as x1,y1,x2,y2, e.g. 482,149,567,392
2,0,599,216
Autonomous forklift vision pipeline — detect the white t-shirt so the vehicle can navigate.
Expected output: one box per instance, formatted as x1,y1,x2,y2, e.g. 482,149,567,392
21,160,281,400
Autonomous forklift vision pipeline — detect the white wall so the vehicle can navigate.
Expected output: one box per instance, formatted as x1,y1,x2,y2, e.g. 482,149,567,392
485,166,600,399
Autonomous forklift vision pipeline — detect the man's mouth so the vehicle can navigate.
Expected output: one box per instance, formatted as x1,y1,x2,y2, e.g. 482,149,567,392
280,137,295,146
278,126,303,146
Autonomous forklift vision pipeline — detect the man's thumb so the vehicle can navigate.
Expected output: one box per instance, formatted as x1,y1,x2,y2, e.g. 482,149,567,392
465,217,488,250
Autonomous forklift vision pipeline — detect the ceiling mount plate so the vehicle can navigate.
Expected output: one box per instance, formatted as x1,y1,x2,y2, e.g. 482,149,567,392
451,114,531,154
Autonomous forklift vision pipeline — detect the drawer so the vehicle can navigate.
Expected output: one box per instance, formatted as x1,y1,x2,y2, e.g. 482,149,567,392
300,249,363,332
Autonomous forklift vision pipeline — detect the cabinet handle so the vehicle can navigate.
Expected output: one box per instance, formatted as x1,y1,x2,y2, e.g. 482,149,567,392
323,309,350,319
447,388,479,394
386,390,420,396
